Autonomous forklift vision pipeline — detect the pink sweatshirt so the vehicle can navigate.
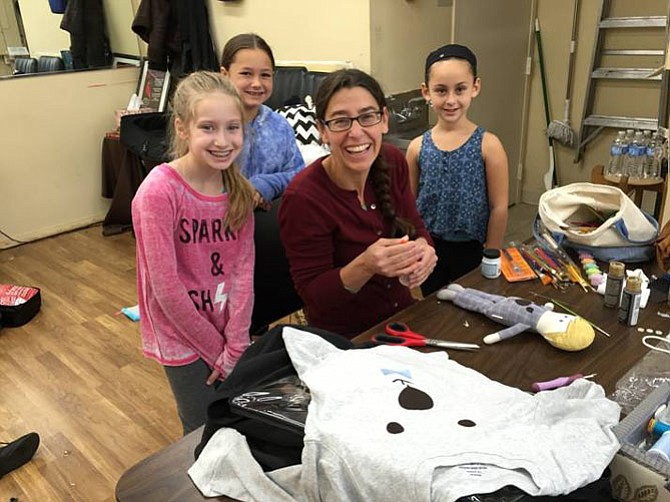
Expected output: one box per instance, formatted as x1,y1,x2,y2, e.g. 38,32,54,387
132,164,254,377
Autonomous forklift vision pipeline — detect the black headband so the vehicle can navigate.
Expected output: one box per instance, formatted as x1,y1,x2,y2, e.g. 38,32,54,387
425,44,477,78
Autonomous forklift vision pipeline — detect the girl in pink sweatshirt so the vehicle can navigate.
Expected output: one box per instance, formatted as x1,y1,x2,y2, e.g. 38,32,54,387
132,71,256,434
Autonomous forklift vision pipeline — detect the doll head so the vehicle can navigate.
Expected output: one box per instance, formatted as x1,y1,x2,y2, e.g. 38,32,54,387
538,314,595,351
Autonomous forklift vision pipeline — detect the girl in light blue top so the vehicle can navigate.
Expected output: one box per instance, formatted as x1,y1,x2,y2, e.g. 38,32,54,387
406,44,509,296
221,33,304,210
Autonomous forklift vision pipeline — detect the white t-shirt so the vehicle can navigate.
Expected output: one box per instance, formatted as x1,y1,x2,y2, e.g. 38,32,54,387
190,327,620,501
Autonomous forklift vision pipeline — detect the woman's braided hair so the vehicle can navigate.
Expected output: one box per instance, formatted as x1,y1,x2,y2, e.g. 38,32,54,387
315,69,415,238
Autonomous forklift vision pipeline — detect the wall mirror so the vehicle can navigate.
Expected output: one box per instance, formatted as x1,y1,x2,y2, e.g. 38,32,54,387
0,0,141,77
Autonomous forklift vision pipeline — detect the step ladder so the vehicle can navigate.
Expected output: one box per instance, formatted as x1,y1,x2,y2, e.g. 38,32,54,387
574,0,670,162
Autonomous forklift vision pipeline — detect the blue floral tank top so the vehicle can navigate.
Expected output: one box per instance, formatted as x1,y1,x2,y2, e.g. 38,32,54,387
416,126,488,243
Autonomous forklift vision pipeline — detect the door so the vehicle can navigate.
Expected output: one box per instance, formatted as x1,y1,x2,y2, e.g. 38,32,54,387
453,0,533,204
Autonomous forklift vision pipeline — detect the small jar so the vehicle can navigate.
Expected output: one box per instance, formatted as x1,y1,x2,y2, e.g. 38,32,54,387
481,248,501,279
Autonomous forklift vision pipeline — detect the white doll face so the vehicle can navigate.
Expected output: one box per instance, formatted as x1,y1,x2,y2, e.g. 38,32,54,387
536,311,573,335
537,313,595,351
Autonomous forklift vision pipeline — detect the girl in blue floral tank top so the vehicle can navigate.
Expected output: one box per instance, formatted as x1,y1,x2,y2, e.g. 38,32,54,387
406,44,509,296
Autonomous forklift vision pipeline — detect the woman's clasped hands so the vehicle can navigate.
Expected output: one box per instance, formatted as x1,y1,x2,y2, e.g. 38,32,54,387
364,235,437,289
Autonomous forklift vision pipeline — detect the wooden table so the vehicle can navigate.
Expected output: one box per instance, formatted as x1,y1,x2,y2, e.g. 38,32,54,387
115,267,669,501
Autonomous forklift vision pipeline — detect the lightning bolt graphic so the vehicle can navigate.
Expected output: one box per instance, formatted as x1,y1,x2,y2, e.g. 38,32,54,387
214,281,228,313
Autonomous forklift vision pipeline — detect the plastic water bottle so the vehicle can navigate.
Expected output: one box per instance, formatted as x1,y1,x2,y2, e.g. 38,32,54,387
620,129,634,176
644,132,664,179
606,130,626,177
643,132,655,177
623,130,645,178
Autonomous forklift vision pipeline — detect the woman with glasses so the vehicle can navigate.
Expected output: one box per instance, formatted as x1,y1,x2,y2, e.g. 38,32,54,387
278,69,437,338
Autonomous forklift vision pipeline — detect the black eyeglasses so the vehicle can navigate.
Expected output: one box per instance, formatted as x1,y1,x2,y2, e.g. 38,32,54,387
321,111,383,132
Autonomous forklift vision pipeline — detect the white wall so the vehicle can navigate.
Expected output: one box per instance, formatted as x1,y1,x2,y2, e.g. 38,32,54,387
17,0,70,57
208,0,371,71
0,67,139,248
369,0,452,95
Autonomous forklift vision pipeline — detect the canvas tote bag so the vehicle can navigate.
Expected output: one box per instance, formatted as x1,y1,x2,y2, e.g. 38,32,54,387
538,183,658,262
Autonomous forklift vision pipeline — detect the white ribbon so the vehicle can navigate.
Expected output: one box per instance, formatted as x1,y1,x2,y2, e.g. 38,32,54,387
642,335,670,355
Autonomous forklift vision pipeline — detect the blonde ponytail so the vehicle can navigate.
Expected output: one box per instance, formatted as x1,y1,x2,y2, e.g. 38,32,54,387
169,71,255,231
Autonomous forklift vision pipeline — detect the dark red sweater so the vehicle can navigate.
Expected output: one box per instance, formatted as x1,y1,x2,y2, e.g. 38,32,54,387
278,144,432,338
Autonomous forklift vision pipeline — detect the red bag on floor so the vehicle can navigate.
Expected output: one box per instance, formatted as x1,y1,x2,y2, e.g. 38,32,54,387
0,284,41,327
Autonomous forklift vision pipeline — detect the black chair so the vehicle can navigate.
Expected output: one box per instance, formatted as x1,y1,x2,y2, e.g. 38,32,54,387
250,198,303,336
13,57,37,75
119,112,170,177
266,67,330,110
37,55,65,73
266,66,308,109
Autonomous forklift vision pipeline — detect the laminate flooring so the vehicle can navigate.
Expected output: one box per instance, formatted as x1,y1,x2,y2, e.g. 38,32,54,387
0,226,181,502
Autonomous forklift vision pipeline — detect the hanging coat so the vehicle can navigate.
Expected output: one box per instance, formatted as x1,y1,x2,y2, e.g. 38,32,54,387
60,0,111,69
132,0,218,76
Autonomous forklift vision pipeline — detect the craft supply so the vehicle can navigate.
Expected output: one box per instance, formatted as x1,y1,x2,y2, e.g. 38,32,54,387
500,247,536,282
642,335,670,355
578,251,604,287
529,292,612,338
649,418,670,438
539,231,592,291
480,248,501,279
648,404,670,438
518,247,552,285
372,321,480,351
618,275,642,326
604,261,625,308
648,431,670,463
531,373,596,392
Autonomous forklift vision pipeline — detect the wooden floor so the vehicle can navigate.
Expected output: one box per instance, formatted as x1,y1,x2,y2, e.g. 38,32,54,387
0,225,181,501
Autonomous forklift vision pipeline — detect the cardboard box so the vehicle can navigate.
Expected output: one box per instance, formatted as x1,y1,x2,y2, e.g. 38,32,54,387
611,382,670,501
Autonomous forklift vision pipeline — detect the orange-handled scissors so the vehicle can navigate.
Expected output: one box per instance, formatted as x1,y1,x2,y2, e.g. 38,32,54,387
372,322,479,351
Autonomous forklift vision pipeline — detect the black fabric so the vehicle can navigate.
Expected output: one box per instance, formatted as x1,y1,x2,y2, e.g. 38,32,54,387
119,112,170,163
266,67,330,110
421,236,483,296
250,199,303,337
171,0,218,76
454,468,614,501
0,433,40,479
132,0,218,76
425,44,477,76
195,325,355,470
132,0,177,72
60,0,111,69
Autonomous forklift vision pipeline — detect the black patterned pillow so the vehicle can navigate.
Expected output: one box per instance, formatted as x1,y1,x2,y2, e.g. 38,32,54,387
276,102,321,146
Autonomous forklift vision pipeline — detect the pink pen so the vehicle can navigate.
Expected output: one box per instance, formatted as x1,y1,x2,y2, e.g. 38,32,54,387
531,373,596,392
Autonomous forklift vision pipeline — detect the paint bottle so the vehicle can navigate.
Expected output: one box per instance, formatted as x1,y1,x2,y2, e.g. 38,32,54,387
480,248,501,279
648,404,670,438
604,261,625,308
648,431,670,463
618,275,642,326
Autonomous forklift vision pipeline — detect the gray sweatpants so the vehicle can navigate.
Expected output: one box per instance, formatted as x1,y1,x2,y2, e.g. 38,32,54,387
163,359,222,435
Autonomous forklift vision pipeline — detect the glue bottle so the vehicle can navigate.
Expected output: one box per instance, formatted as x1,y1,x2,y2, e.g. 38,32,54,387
480,248,501,279
618,275,642,326
604,261,625,308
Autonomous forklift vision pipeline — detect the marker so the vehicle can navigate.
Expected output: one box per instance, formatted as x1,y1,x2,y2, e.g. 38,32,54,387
531,373,596,392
